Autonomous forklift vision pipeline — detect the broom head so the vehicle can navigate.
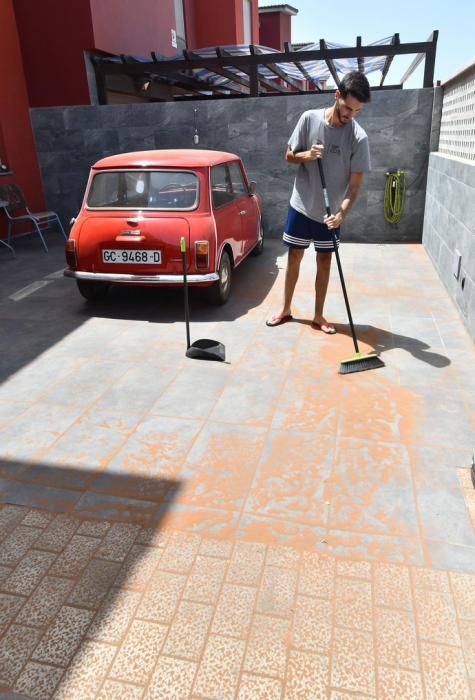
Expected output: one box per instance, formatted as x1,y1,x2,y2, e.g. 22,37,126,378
339,352,385,375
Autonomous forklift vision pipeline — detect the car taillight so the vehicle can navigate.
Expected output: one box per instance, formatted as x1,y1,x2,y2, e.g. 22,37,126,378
65,239,77,267
194,241,209,270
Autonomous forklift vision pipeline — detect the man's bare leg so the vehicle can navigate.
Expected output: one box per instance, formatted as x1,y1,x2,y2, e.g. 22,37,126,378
266,247,305,325
312,251,336,333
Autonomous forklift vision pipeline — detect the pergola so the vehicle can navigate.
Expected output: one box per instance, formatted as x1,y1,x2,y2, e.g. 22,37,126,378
90,31,438,104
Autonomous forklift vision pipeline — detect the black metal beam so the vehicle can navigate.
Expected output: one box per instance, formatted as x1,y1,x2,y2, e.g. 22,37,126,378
213,47,252,91
107,74,198,101
93,33,439,101
400,30,439,86
423,30,438,88
284,42,322,91
249,63,259,96
319,39,340,88
96,40,438,76
175,93,249,101
155,68,231,95
154,51,236,95
183,50,248,94
380,33,399,86
357,36,364,73
216,47,265,95
91,55,109,104
250,45,303,92
173,83,404,100
218,47,290,94
255,83,403,94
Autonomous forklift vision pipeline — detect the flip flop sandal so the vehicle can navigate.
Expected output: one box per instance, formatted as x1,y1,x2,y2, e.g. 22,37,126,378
266,314,293,327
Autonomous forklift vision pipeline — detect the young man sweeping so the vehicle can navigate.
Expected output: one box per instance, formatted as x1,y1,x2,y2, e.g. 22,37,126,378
266,71,371,333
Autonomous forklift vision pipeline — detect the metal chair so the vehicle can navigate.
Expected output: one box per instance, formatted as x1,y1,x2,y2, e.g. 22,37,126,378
0,183,67,252
0,195,15,257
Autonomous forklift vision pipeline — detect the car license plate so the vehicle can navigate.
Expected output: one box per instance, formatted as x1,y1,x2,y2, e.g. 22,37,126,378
102,249,161,264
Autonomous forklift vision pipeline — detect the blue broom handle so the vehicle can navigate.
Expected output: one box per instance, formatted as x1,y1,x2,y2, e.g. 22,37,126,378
317,159,360,355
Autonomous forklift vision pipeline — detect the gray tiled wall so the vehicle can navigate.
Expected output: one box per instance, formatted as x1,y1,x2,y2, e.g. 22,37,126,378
30,89,434,242
422,153,475,339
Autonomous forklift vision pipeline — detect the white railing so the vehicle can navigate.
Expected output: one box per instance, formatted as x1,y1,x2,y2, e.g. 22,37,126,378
438,60,475,161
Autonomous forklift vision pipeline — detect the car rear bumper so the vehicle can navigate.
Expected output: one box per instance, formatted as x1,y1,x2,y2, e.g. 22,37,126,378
64,269,219,284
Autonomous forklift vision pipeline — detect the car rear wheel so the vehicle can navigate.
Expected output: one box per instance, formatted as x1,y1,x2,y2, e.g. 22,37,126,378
206,250,232,305
251,219,264,256
76,280,109,302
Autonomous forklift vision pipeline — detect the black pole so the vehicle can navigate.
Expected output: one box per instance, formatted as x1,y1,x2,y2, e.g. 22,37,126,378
423,30,438,88
317,159,360,355
180,237,191,349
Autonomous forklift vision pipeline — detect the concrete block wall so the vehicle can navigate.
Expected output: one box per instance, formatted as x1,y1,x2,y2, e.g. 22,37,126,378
30,88,434,243
422,153,475,339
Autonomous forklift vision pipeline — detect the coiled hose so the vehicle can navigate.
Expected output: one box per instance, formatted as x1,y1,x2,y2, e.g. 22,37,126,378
384,170,406,224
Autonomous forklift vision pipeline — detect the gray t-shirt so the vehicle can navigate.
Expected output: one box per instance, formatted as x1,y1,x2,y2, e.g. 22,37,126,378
288,108,371,223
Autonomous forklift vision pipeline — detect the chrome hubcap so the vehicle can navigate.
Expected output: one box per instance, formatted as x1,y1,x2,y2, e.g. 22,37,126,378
221,262,229,289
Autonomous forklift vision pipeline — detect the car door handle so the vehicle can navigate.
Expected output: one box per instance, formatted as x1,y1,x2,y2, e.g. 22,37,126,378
239,210,247,215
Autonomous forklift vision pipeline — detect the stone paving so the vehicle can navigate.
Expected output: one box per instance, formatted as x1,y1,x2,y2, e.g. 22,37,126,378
0,235,474,698
0,505,473,699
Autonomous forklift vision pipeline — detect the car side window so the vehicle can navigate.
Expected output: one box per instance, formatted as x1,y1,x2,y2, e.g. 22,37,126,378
228,161,248,197
211,164,234,208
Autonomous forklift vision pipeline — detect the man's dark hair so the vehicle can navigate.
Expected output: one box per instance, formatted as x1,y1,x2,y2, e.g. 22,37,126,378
339,71,371,103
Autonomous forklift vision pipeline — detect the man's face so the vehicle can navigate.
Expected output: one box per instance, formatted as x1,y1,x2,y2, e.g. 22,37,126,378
334,90,364,123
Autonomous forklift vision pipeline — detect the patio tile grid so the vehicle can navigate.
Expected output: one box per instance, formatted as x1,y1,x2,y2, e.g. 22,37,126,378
1,241,474,697
1,387,473,570
0,505,473,699
0,241,474,573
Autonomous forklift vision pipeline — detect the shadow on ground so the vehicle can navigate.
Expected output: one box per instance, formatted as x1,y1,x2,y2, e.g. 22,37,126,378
294,318,451,368
77,246,279,324
0,457,181,525
0,237,282,383
0,457,182,695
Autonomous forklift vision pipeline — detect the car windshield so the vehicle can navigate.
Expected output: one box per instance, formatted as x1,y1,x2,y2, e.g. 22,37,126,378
87,170,199,210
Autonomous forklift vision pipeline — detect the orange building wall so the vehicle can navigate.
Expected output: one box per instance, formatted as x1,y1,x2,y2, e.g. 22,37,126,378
90,0,177,57
259,11,292,51
13,0,261,110
13,0,94,107
0,0,45,236
14,0,187,108
251,1,260,45
183,0,197,48
185,0,259,49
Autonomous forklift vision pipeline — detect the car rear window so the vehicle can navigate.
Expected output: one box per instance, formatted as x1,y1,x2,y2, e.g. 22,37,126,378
87,170,199,210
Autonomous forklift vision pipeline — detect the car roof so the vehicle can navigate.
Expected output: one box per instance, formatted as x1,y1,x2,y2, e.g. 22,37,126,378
92,149,241,170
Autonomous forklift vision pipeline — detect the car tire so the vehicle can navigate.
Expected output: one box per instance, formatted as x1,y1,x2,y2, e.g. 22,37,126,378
251,219,264,256
206,250,232,305
76,280,109,302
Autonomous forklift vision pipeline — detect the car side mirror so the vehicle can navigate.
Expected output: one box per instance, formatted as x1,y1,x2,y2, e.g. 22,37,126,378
248,181,256,195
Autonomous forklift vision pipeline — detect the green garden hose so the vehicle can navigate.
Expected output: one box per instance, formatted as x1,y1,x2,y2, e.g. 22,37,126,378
384,170,406,224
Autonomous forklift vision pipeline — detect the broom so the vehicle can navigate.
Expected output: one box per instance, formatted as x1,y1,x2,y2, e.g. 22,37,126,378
317,159,385,375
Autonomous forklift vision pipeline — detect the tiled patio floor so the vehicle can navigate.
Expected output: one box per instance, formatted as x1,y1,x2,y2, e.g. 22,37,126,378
0,506,474,699
0,236,474,698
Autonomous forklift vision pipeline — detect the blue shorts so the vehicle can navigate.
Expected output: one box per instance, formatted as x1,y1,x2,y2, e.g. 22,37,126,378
283,206,340,252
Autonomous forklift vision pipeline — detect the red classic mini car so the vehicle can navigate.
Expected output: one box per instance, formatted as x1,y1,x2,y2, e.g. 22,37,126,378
64,149,264,304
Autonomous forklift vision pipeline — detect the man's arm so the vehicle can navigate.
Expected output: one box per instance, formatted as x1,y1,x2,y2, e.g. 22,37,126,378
286,145,324,164
324,172,364,229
